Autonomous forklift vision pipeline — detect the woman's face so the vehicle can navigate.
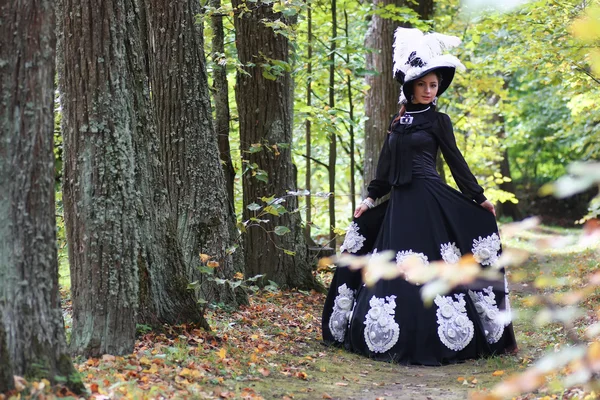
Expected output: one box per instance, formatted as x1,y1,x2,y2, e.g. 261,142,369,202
412,72,439,104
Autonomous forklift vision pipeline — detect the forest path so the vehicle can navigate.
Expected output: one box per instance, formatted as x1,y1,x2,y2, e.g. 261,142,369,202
54,225,598,399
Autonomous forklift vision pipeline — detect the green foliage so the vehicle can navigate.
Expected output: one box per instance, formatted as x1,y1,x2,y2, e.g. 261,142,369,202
201,0,600,241
136,324,153,336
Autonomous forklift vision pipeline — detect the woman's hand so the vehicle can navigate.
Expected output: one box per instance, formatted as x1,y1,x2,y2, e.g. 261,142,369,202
354,197,374,218
354,203,369,218
479,200,496,216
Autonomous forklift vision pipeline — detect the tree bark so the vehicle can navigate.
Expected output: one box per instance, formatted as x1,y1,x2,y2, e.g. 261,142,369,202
362,0,434,195
328,0,338,247
0,310,12,392
497,151,523,220
58,0,139,357
305,0,313,241
233,0,317,289
344,10,357,213
208,0,247,305
489,92,522,221
123,0,211,326
0,0,83,391
210,0,236,207
144,0,245,306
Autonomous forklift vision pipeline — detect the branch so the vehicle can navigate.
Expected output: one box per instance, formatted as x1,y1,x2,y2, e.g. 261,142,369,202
336,135,364,176
295,152,329,169
571,62,600,85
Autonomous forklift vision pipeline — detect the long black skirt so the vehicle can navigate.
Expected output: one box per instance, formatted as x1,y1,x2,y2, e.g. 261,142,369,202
322,178,517,365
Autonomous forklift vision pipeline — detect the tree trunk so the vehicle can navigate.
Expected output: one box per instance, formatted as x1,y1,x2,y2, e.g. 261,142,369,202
436,151,447,183
210,0,236,207
58,0,139,357
145,0,245,306
208,0,247,305
489,92,522,221
498,150,523,220
305,0,313,241
123,0,211,326
0,310,12,393
328,0,338,247
344,10,357,213
363,0,434,195
233,0,317,289
0,0,83,391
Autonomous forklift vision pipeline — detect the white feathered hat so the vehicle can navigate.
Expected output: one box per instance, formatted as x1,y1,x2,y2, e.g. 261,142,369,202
393,27,466,104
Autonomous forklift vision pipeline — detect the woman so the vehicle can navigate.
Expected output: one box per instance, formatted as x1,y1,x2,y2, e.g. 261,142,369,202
321,28,517,365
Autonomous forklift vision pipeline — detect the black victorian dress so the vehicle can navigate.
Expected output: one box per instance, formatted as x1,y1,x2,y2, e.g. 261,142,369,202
321,103,517,365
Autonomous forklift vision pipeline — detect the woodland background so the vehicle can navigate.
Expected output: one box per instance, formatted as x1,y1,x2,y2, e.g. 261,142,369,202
1,0,600,398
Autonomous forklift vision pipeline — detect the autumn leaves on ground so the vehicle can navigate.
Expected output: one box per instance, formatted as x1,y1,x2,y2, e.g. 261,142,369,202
2,225,597,400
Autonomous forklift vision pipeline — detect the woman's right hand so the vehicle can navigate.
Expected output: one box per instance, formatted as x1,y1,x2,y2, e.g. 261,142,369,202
354,204,369,218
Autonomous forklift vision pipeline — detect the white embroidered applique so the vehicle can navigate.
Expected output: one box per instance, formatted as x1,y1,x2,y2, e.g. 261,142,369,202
328,284,355,342
340,222,366,253
504,275,512,327
440,242,461,264
364,295,400,353
468,286,504,344
435,293,474,351
396,250,429,266
471,233,501,266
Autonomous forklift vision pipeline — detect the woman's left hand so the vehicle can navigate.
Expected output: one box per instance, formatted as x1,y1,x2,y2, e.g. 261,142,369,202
479,200,496,217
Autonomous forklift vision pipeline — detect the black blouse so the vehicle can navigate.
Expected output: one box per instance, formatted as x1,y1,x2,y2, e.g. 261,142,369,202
367,104,487,204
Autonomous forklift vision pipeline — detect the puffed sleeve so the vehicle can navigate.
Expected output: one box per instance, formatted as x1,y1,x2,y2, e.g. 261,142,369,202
436,113,487,204
366,122,393,201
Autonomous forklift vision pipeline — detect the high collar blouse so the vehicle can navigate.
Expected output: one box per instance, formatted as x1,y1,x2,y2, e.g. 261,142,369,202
367,104,487,204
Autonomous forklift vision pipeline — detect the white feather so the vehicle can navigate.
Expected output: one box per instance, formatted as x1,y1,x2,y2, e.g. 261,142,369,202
422,33,462,58
393,28,424,76
392,28,463,80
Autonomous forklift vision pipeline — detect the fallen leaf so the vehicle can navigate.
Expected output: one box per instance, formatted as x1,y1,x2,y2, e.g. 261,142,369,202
234,272,244,280
139,357,151,365
492,370,505,376
296,371,308,380
335,382,348,386
218,347,227,360
14,376,26,392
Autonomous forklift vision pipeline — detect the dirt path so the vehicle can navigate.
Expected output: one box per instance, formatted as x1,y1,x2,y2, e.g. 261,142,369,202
245,333,514,400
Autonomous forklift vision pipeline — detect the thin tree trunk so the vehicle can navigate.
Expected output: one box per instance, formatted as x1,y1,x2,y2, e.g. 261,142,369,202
0,0,83,390
58,0,139,357
145,0,244,306
233,0,318,289
305,0,313,241
123,0,210,326
489,92,522,221
0,310,12,392
208,0,247,303
498,150,523,220
329,0,338,247
211,0,236,206
436,152,446,183
344,10,357,213
363,0,434,195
